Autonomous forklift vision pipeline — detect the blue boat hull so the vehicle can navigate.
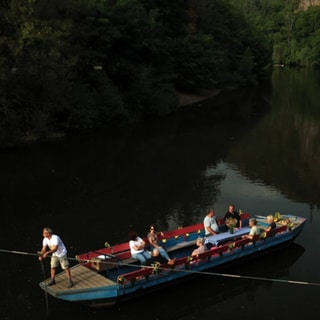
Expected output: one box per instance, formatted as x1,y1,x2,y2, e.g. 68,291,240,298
39,215,306,307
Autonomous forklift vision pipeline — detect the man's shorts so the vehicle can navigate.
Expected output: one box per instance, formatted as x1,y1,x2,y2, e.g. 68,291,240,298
51,255,70,269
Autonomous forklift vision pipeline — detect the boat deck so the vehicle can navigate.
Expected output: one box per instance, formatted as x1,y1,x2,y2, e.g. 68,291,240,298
40,264,116,294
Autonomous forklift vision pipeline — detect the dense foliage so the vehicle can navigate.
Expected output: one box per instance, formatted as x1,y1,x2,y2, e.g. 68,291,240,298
1,0,319,146
237,0,320,68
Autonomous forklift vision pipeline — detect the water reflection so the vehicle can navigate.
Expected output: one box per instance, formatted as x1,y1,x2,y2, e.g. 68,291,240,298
224,69,320,210
1,69,320,320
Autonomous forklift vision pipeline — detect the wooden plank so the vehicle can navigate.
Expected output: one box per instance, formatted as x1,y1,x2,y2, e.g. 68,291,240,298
40,264,116,294
117,268,154,285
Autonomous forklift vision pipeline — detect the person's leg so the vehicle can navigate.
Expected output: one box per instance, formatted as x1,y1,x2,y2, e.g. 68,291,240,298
141,251,152,265
65,268,71,280
50,267,56,279
132,253,147,265
48,256,58,285
158,247,171,261
158,247,176,264
60,256,73,288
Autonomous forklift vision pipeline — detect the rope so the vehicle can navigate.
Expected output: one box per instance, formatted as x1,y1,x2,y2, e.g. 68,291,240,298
1,248,319,287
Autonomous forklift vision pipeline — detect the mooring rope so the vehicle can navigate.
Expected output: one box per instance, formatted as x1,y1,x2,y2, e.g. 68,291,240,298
1,247,320,287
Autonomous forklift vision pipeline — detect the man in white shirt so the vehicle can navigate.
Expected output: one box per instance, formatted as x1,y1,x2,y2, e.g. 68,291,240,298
38,227,73,288
203,208,219,237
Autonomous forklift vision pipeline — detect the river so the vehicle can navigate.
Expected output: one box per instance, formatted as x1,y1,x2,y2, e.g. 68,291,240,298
1,68,320,319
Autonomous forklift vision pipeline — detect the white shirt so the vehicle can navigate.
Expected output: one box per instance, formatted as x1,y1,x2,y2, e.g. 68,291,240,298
249,225,260,236
42,234,67,257
204,215,219,235
129,236,145,255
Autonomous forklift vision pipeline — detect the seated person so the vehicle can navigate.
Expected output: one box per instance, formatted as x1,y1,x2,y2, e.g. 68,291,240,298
148,248,168,265
243,218,260,240
224,204,242,229
128,230,151,266
192,237,207,257
265,215,276,232
147,224,176,265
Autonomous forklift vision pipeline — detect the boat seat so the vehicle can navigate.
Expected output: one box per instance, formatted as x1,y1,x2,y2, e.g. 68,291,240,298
193,244,230,262
88,224,208,271
233,237,252,248
172,256,192,268
117,267,154,285
266,225,288,237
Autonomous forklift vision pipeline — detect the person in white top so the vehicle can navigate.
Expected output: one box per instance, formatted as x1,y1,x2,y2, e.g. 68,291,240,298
128,230,152,266
203,208,219,237
38,227,73,288
243,218,260,240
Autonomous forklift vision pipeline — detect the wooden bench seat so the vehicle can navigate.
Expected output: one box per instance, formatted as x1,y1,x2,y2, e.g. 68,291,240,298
177,244,230,265
172,256,192,267
158,223,204,241
90,236,200,272
266,225,288,237
233,237,252,248
117,267,154,285
200,245,229,259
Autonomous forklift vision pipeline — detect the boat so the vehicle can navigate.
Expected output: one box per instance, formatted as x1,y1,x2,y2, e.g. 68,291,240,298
39,212,306,307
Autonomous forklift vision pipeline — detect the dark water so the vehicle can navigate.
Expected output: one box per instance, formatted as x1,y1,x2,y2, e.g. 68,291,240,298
1,68,320,319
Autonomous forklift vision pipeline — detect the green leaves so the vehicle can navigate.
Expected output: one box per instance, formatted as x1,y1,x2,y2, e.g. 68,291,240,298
0,0,274,146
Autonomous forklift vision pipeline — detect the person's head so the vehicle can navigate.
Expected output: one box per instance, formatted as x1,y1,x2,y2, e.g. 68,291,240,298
196,237,204,246
249,218,257,226
267,215,274,223
149,224,156,233
152,248,160,257
229,204,235,213
208,208,216,217
128,230,138,241
42,227,53,239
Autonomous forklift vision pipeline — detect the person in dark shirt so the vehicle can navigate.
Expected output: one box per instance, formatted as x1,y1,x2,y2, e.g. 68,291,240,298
265,215,276,232
224,204,242,229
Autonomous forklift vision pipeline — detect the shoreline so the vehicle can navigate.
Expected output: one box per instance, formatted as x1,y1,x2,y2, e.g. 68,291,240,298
178,89,222,107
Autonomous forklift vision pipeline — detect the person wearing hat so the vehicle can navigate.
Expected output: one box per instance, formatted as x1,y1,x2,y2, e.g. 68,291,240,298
243,218,260,240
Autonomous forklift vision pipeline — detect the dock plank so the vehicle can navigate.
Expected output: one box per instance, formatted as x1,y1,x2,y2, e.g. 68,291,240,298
40,264,116,293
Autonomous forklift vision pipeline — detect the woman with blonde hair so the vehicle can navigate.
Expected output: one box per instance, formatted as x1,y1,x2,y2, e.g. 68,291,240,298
265,215,276,232
192,237,207,257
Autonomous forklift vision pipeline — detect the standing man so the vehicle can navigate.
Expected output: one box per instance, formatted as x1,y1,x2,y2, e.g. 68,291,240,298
38,227,73,288
224,204,242,229
203,208,219,237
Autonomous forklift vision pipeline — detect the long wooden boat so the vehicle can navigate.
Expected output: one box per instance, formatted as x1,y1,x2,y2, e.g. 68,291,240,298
39,212,306,307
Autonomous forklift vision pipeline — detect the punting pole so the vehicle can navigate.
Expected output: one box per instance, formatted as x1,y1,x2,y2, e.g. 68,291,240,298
39,258,49,317
1,248,320,287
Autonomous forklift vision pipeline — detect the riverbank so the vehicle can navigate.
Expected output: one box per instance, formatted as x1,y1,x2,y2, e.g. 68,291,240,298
178,89,222,107
1,88,229,149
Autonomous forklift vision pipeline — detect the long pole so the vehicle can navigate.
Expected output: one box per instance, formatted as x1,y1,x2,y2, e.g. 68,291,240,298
39,259,50,317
